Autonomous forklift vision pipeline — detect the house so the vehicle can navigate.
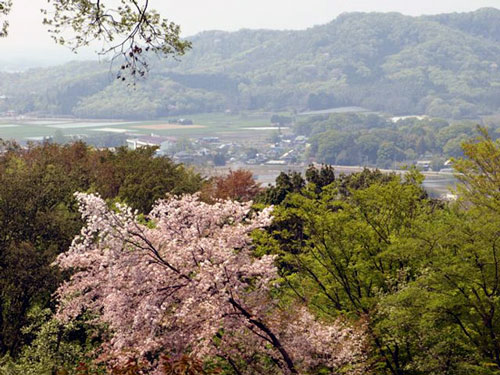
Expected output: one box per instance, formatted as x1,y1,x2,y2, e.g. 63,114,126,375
266,160,287,166
200,136,220,144
391,115,429,123
217,144,231,152
198,148,211,156
416,160,432,171
280,150,298,163
178,118,193,125
173,151,195,163
294,135,307,144
126,135,177,151
440,193,458,201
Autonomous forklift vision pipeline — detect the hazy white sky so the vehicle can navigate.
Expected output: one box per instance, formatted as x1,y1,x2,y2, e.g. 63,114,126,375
2,0,500,62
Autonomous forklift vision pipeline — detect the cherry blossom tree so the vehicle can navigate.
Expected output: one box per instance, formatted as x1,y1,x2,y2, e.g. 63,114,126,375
55,193,367,374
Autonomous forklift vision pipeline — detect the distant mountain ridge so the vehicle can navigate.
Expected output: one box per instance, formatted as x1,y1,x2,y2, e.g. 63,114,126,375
1,8,499,120
427,7,500,42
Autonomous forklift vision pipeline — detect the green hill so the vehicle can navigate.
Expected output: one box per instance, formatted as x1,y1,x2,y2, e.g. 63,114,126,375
1,8,500,120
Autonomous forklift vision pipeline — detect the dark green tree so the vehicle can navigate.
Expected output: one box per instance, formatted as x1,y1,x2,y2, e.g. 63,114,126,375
0,142,202,357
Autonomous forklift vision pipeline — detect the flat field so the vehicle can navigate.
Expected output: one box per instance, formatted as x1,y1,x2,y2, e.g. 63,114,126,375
0,111,285,142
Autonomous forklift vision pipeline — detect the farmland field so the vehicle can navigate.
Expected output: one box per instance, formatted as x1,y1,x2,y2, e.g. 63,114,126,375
132,124,206,130
0,111,285,142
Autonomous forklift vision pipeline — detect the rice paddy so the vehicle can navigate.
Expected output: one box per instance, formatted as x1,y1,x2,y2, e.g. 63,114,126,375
0,111,278,142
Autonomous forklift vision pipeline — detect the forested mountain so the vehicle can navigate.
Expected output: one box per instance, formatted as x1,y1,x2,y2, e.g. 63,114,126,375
2,8,500,119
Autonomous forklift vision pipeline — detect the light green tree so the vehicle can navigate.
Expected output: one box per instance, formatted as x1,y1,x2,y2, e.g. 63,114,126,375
453,127,500,212
255,130,500,374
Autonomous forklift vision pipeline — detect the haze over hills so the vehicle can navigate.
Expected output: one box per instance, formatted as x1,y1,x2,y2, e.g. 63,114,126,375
4,5,500,375
1,8,500,120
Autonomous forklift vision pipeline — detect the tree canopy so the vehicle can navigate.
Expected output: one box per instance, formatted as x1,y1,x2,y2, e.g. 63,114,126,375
0,0,189,77
251,132,500,374
0,142,202,358
54,193,367,374
2,132,500,374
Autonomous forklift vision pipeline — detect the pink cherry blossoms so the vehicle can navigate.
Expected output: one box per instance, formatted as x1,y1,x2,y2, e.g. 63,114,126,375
55,193,367,374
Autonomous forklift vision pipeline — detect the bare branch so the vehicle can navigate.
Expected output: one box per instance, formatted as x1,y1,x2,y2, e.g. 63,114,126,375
41,0,191,78
0,0,12,37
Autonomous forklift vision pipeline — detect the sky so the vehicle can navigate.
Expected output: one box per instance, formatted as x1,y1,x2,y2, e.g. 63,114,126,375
1,0,500,65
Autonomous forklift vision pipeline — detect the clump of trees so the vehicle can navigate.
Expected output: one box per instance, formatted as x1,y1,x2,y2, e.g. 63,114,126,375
0,141,202,359
254,131,500,374
270,115,293,126
297,113,499,168
2,129,500,374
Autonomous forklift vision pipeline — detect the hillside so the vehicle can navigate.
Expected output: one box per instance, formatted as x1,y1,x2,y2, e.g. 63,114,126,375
1,8,500,120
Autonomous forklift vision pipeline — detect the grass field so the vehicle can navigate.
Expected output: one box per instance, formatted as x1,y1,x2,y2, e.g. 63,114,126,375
0,111,285,142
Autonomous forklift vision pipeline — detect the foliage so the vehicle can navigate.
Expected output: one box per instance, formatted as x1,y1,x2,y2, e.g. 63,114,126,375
200,169,261,203
4,131,500,374
255,171,432,373
257,164,336,205
94,146,203,213
1,0,189,77
0,142,202,358
212,153,226,167
0,0,10,37
453,126,500,212
2,9,500,118
253,132,500,374
0,307,103,375
270,115,292,126
54,194,368,374
299,113,497,167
